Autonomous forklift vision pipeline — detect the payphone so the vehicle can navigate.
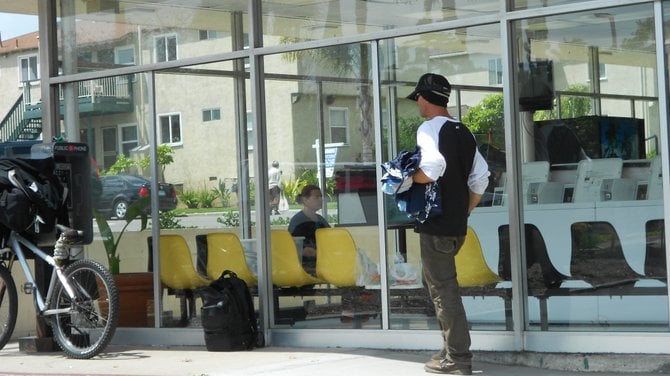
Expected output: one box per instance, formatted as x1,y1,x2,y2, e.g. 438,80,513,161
30,142,93,245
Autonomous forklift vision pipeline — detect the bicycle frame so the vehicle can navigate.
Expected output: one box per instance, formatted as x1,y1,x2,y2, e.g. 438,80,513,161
5,231,76,317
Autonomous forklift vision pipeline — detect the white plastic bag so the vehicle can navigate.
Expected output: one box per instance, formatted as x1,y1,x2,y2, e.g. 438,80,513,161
278,192,289,211
389,263,421,285
389,250,421,286
356,249,380,286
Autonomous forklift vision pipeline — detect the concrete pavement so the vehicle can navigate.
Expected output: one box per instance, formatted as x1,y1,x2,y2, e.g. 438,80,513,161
0,341,667,376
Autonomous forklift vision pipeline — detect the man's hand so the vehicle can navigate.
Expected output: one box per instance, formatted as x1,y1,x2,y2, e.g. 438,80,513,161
468,191,483,214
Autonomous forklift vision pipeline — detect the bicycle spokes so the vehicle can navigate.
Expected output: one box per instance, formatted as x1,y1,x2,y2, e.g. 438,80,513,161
50,260,118,359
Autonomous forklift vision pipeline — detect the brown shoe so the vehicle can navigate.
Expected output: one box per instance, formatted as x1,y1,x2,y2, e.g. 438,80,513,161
424,359,472,375
431,348,446,360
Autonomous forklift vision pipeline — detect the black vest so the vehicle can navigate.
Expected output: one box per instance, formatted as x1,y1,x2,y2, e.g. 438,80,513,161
415,120,477,237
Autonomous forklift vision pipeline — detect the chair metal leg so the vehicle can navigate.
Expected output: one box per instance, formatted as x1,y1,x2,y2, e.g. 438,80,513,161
178,295,188,326
187,290,197,318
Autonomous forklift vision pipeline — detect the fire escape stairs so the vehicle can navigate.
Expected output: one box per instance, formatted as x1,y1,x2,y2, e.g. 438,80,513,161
0,95,43,142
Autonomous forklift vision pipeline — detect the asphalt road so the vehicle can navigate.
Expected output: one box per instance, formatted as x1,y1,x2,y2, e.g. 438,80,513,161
99,210,301,232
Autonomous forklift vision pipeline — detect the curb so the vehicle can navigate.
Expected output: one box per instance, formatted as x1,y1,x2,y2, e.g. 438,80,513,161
476,351,670,373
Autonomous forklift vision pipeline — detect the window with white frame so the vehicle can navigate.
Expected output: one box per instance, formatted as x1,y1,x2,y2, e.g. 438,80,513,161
199,30,219,40
328,107,349,144
101,124,139,169
599,63,607,80
488,57,503,85
202,108,221,122
18,54,39,84
159,113,182,144
115,45,136,81
587,63,608,82
154,34,177,62
120,124,139,156
115,45,135,65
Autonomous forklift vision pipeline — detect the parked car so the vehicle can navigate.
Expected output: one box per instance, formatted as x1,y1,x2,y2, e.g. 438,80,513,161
96,174,178,219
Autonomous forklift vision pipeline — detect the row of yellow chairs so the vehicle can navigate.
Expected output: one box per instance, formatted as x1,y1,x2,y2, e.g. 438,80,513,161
151,229,347,295
154,226,502,296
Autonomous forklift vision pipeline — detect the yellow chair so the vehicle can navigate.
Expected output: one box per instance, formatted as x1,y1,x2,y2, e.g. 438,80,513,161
148,234,211,325
315,228,358,287
455,227,503,287
271,230,324,287
196,233,258,286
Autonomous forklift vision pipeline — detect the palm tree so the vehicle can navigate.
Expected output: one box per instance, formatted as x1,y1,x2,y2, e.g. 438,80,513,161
283,41,375,162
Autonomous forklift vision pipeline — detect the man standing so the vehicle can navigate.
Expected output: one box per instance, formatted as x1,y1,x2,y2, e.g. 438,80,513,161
406,73,490,375
268,160,282,215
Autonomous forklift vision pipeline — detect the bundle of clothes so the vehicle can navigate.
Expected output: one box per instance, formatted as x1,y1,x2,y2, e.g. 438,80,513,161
380,147,441,223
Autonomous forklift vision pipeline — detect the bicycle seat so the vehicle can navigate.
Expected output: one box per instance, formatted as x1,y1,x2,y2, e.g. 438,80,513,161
56,224,85,245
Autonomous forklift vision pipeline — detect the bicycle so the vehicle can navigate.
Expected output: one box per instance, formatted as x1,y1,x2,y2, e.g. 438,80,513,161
0,224,119,359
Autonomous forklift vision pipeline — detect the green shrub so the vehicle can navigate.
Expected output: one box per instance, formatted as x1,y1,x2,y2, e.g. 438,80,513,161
179,190,199,209
196,189,218,208
158,211,186,229
248,179,256,203
102,154,136,176
217,210,239,227
212,179,232,207
325,177,335,200
270,216,291,226
397,115,423,152
289,169,335,200
281,178,306,204
299,169,319,186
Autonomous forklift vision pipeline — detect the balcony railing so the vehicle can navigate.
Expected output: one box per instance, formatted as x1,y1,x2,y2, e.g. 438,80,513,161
23,75,134,120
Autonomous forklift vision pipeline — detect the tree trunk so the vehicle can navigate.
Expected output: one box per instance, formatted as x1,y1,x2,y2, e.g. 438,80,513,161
357,46,375,163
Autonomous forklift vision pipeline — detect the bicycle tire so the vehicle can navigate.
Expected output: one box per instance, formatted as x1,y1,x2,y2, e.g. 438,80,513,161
50,259,119,359
0,263,18,351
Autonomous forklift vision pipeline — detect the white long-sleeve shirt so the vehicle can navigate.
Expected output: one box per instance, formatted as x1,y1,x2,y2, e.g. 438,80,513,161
417,116,490,195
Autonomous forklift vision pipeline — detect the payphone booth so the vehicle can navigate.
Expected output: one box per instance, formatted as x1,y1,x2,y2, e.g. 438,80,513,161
30,142,94,245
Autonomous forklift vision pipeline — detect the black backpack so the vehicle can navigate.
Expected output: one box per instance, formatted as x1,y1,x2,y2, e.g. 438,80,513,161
199,270,263,351
0,158,66,235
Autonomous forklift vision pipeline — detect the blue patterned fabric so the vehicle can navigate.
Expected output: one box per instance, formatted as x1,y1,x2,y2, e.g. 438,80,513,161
381,148,442,223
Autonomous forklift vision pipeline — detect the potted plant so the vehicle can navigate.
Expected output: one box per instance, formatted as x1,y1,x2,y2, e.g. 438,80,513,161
95,197,154,327
94,197,149,275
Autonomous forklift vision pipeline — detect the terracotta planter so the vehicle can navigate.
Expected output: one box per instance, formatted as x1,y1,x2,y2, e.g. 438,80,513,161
114,272,154,327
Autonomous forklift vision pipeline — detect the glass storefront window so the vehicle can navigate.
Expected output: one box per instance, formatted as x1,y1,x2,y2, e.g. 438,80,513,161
514,3,668,331
54,73,159,327
264,43,382,329
3,0,670,352
152,62,253,328
262,0,499,47
513,0,584,10
58,64,253,329
381,24,509,331
56,1,248,74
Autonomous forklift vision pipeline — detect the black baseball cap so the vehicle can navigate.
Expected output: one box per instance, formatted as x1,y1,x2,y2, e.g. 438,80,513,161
406,73,452,106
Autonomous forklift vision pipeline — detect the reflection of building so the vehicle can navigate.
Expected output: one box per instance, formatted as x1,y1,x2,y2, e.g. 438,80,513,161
0,26,375,190
0,26,656,189
0,28,283,190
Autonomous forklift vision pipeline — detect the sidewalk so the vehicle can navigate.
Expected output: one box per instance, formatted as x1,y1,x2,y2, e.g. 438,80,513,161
0,341,665,376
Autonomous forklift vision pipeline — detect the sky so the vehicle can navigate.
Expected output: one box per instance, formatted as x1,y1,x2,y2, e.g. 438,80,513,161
0,13,39,40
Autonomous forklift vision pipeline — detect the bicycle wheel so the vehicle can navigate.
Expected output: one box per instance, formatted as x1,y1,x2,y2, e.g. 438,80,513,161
50,259,119,359
0,263,18,351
